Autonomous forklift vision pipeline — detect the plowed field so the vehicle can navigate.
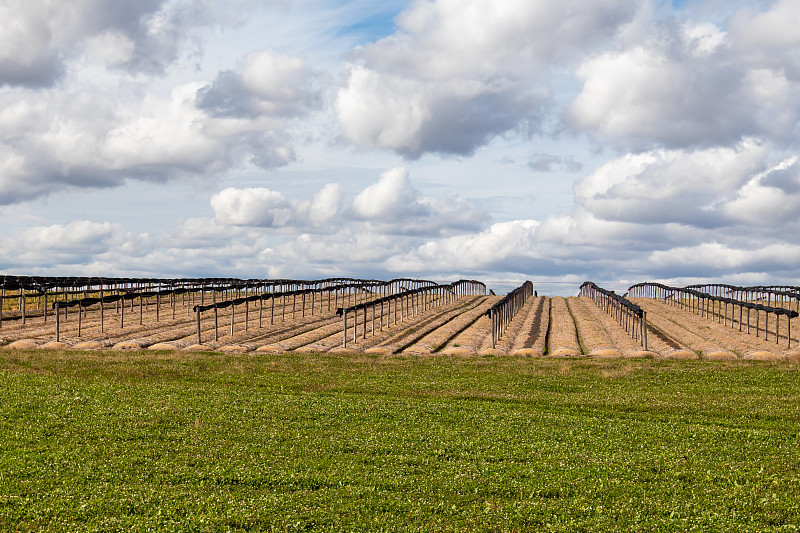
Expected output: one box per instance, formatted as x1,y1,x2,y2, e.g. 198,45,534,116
3,295,799,360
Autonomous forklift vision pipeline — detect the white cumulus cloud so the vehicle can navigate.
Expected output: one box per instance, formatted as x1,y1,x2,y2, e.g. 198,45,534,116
211,187,294,227
336,0,640,158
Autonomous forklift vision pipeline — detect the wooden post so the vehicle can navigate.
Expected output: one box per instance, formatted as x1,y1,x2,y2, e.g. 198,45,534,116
21,287,26,325
55,302,60,342
78,304,82,337
120,296,124,329
491,309,496,348
361,306,366,339
343,310,347,348
214,307,219,341
775,313,779,345
197,308,202,345
642,311,648,351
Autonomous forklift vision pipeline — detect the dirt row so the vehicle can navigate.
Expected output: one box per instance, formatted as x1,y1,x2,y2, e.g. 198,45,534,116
2,295,799,360
632,298,798,359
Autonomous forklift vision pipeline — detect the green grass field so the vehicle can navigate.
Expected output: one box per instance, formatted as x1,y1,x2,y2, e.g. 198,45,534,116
1,351,799,532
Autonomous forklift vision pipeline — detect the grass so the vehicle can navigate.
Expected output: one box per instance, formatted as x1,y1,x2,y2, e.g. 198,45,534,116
1,351,800,532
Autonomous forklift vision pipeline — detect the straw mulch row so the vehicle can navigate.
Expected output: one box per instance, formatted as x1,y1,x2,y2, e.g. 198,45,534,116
635,298,797,359
207,292,449,352
630,298,731,359
572,297,656,357
567,297,634,357
699,298,795,348
546,297,582,356
401,297,496,354
353,296,487,354
493,296,548,356
440,312,495,355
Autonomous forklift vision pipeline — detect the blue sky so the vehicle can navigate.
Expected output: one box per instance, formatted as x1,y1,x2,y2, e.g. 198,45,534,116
1,0,799,295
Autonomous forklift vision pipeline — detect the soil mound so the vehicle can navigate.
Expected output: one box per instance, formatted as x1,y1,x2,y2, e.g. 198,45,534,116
511,348,543,357
590,348,623,358
706,351,738,360
41,341,68,350
255,345,282,353
183,344,213,352
478,348,507,356
112,341,142,350
662,350,698,359
624,350,656,358
73,341,103,350
219,345,249,353
5,340,38,350
148,343,177,351
745,351,781,361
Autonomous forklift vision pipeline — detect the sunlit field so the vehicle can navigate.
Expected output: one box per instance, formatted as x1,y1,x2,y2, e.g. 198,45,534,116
2,350,799,532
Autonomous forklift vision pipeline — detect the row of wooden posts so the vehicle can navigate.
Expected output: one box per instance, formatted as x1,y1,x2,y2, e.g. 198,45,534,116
337,280,488,348
486,281,534,348
1,278,262,327
628,283,799,348
580,282,648,349
192,281,415,344
0,277,434,341
1,276,421,330
190,279,463,344
0,281,287,329
685,284,800,317
50,286,265,341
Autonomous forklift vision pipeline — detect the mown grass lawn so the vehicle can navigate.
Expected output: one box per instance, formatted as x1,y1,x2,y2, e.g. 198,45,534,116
1,351,799,532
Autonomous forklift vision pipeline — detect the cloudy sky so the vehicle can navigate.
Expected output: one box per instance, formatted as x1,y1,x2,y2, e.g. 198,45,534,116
1,0,798,294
